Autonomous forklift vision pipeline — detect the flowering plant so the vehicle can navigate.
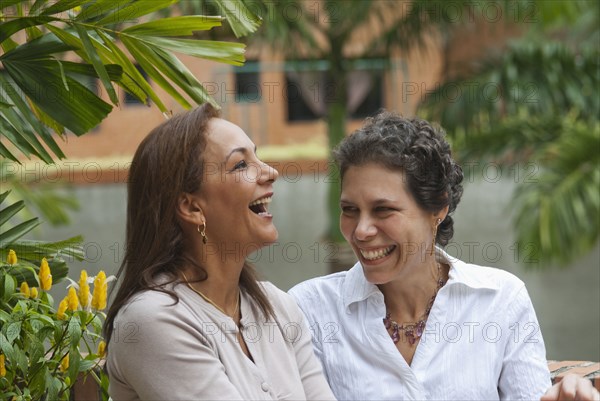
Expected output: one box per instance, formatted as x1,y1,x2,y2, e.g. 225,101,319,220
0,249,111,400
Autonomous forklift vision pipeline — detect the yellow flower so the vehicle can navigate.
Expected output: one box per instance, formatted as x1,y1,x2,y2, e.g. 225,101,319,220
0,354,6,377
97,341,106,358
78,270,90,307
20,282,30,298
30,287,38,299
60,354,69,372
67,287,79,311
57,299,68,320
39,258,52,291
91,271,107,311
7,249,17,265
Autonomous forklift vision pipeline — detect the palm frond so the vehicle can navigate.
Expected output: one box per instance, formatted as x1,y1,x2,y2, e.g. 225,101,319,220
0,0,261,163
513,119,600,266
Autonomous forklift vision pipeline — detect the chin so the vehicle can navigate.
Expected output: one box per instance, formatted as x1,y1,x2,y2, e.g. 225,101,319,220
256,228,279,247
361,266,392,285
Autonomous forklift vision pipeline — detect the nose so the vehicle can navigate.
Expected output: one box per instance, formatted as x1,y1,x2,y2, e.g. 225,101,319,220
259,160,279,184
354,215,377,241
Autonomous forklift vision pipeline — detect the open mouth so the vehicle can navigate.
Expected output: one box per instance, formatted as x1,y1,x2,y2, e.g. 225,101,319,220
249,195,272,216
360,245,396,261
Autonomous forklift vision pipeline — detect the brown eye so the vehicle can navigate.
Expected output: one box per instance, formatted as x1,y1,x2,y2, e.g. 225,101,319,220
232,160,248,170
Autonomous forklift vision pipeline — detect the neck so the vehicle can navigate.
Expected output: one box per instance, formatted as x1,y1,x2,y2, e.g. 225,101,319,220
181,251,244,316
379,258,446,320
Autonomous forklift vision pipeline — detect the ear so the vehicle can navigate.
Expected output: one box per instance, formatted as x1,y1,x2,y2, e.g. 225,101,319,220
434,205,450,225
176,193,205,225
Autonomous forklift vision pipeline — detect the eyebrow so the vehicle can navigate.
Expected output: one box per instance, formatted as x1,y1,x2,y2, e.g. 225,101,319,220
224,145,257,164
340,198,396,205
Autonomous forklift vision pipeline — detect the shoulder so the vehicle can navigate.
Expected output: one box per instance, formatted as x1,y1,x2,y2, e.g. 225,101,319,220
288,271,347,305
113,286,195,328
449,258,526,300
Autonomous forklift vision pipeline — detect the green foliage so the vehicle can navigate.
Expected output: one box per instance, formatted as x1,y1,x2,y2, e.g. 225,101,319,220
0,259,109,400
421,2,600,267
0,190,108,400
0,0,259,163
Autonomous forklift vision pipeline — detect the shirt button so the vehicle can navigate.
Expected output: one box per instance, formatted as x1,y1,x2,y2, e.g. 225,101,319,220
261,382,270,392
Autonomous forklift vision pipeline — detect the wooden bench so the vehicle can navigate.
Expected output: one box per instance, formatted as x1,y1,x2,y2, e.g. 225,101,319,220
548,360,600,390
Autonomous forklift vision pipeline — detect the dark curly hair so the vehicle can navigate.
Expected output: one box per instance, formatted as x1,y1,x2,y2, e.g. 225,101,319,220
333,110,464,246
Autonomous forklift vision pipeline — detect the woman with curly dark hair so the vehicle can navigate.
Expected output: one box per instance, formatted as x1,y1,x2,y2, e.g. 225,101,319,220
289,111,598,400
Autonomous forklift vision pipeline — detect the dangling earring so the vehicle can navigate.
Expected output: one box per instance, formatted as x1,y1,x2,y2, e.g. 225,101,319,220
431,218,441,255
198,222,207,244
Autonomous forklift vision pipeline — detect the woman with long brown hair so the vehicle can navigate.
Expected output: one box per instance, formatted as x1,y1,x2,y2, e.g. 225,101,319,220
104,104,335,400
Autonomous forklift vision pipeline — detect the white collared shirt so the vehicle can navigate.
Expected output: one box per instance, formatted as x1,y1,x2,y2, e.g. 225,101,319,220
289,248,551,400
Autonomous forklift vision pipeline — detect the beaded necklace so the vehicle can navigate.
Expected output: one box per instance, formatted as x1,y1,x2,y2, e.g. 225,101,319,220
181,271,240,319
383,262,446,345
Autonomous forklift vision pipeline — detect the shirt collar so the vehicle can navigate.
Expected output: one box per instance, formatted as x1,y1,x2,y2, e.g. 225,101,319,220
342,247,500,309
438,247,501,291
342,261,381,309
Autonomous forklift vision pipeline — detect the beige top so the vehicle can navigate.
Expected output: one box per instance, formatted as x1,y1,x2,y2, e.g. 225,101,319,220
106,279,336,401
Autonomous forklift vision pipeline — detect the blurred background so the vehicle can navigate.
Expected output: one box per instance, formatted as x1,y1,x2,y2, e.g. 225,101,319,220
2,0,598,362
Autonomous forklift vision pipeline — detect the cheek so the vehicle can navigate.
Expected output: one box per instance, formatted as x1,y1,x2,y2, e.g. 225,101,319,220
339,216,355,241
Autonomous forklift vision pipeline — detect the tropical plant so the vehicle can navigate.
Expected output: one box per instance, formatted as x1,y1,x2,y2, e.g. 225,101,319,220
0,252,111,400
421,0,600,266
0,0,260,163
0,189,93,400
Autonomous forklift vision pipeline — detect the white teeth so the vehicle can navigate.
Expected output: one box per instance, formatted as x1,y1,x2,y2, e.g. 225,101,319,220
249,196,272,207
360,246,395,261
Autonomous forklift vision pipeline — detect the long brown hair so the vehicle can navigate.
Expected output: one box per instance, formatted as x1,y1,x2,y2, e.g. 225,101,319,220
104,104,275,344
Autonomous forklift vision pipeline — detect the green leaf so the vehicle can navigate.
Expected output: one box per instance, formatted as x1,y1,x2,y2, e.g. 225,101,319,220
123,15,224,36
73,0,130,22
0,332,16,360
0,16,59,44
0,0,22,10
0,107,55,163
53,60,123,80
213,0,262,38
0,217,40,245
78,359,97,372
121,36,192,109
1,31,76,60
2,274,16,302
0,72,66,161
94,0,178,26
46,371,61,401
0,141,19,162
40,0,87,16
74,25,119,104
6,321,22,344
0,199,25,226
67,315,81,346
139,41,216,106
96,30,167,111
0,190,11,204
2,60,112,135
68,346,81,384
138,37,246,65
10,236,85,261
29,0,50,15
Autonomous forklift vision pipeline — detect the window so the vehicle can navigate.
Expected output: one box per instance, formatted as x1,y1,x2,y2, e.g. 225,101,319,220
284,59,385,122
234,61,261,102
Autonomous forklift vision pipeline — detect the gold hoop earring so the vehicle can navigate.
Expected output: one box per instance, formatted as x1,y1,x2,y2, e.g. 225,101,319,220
198,223,207,244
431,218,441,255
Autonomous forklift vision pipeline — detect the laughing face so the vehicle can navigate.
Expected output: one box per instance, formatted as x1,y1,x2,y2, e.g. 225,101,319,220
196,118,279,254
340,163,439,284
